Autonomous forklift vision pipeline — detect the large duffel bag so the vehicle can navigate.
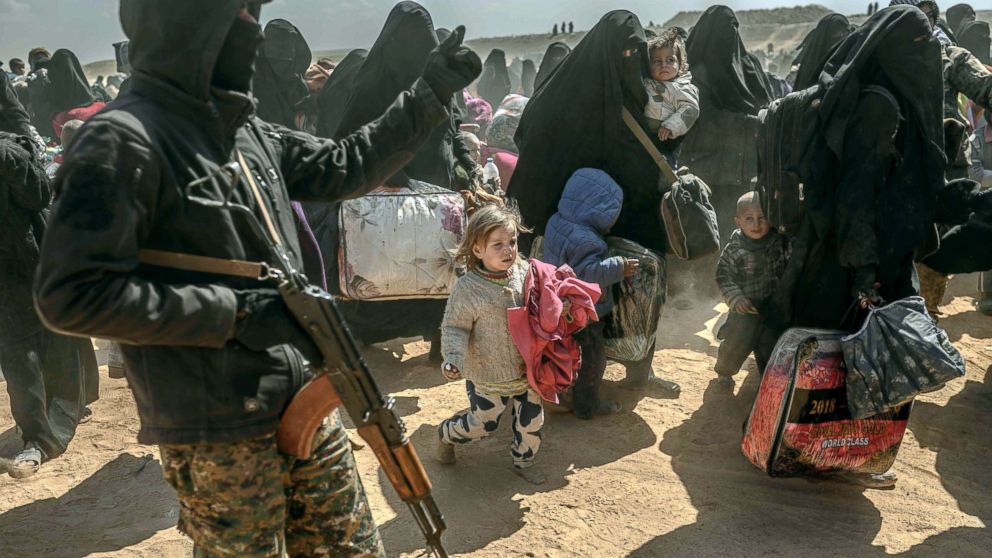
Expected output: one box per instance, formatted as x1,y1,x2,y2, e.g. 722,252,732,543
602,237,667,362
338,182,466,300
741,328,911,477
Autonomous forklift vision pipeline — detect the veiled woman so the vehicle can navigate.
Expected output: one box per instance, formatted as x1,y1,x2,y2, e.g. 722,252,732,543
508,11,681,395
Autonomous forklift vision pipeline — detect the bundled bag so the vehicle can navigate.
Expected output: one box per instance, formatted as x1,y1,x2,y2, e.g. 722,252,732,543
742,328,911,477
841,297,965,420
338,181,466,300
602,237,667,362
621,106,719,260
659,174,720,260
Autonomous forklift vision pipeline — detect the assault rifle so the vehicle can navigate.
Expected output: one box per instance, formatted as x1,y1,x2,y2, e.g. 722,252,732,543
139,155,447,557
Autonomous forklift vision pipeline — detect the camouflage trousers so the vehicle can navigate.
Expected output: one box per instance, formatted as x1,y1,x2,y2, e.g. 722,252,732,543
159,411,385,558
916,263,950,317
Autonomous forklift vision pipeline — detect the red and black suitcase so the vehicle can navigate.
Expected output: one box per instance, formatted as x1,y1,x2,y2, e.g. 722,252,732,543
741,328,911,477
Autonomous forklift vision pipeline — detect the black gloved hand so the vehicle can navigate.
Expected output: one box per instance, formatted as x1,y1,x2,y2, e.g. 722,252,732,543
233,289,322,364
422,26,482,105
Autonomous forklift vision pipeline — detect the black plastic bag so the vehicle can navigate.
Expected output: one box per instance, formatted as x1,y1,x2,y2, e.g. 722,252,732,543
841,297,965,419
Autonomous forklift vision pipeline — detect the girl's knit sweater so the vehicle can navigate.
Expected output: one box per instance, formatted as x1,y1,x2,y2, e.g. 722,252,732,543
441,260,528,385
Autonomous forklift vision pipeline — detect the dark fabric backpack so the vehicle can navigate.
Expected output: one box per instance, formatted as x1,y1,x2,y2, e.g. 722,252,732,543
756,84,901,236
755,85,823,236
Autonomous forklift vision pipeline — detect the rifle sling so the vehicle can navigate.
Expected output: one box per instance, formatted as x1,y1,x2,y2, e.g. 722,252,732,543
138,249,271,280
620,105,680,186
137,150,286,281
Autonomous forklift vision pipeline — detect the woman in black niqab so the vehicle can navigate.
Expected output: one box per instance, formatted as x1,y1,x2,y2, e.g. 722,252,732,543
252,19,312,129
685,5,773,115
521,59,537,97
323,2,464,354
508,10,681,393
957,20,991,65
477,49,512,109
769,6,945,332
314,49,368,138
509,10,659,249
534,41,570,90
45,49,97,118
336,1,460,190
946,3,976,37
792,14,855,90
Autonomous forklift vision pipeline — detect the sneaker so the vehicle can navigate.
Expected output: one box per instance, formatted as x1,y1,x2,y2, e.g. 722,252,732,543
437,438,455,465
512,464,547,485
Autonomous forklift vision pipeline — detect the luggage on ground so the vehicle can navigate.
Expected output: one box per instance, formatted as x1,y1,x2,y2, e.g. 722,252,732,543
741,328,911,477
842,297,965,420
602,237,667,362
338,181,466,300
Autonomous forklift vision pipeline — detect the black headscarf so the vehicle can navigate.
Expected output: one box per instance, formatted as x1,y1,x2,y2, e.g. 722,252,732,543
508,11,666,253
477,49,511,109
521,59,537,97
686,5,774,115
0,71,33,136
314,49,367,138
45,49,96,117
958,20,991,64
336,1,457,189
535,41,571,90
946,3,977,36
252,19,312,129
793,14,854,90
811,5,945,275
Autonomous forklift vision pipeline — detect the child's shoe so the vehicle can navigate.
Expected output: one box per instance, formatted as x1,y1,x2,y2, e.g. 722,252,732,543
437,438,455,465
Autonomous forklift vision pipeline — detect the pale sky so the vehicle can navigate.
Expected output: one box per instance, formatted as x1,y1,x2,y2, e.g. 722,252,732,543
0,1,985,65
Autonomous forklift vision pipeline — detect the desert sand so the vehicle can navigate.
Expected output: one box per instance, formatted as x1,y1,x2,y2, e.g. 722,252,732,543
1,274,989,558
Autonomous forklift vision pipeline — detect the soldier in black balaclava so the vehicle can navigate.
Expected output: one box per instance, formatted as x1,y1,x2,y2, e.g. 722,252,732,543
34,0,481,554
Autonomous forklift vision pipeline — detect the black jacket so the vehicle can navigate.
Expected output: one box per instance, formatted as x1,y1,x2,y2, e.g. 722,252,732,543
0,134,51,346
33,0,448,445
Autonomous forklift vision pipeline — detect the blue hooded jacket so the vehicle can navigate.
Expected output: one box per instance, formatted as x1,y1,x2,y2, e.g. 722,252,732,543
543,168,626,317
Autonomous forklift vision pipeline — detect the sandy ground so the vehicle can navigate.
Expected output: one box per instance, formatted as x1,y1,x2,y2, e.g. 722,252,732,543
0,275,989,558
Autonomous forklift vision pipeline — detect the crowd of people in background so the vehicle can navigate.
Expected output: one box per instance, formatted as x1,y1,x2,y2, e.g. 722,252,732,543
2,0,991,555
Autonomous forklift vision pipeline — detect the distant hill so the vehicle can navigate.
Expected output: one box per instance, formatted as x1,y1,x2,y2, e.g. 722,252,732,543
82,5,992,79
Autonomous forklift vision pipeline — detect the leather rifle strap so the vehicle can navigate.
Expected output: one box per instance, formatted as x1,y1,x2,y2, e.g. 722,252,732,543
136,151,287,280
138,249,270,280
237,149,286,247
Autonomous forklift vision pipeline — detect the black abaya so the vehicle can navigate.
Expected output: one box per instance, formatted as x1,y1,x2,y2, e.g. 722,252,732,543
507,10,666,254
793,14,855,90
769,6,946,332
477,49,512,109
252,19,312,129
534,42,571,91
314,49,367,138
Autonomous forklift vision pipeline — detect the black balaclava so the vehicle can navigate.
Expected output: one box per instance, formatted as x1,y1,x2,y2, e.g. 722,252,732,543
212,10,265,92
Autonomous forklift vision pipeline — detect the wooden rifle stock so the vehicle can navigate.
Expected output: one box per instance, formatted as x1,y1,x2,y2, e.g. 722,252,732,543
277,374,342,458
277,376,433,499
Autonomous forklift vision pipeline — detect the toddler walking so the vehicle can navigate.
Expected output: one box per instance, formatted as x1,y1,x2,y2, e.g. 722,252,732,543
437,205,546,485
714,192,788,385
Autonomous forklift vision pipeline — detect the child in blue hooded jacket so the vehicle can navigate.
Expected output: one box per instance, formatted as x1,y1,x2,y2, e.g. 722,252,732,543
542,168,638,418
